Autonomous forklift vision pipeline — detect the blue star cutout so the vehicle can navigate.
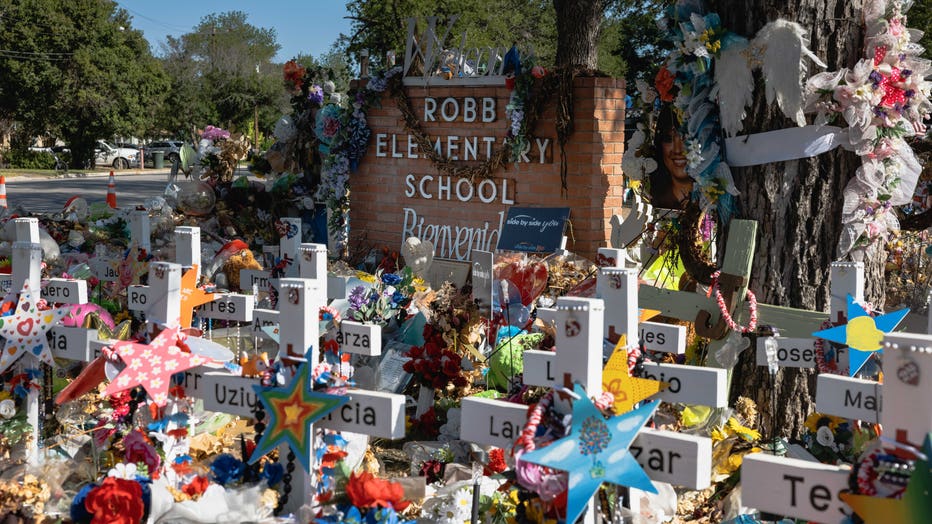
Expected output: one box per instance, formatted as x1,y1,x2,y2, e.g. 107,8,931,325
248,351,347,473
520,384,657,524
812,294,908,376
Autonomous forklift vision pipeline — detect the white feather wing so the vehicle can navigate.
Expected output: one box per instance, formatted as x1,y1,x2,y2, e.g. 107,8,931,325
711,40,753,136
753,20,826,127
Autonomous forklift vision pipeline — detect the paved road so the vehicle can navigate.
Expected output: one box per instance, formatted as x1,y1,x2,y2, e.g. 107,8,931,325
5,171,174,213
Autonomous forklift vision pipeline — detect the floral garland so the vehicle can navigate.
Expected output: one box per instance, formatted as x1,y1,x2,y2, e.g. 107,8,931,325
806,0,931,259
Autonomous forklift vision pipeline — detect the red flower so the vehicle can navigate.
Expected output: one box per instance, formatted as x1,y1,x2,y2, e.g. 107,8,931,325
182,476,209,498
345,471,410,511
483,448,507,475
84,477,144,524
283,60,305,90
655,66,676,102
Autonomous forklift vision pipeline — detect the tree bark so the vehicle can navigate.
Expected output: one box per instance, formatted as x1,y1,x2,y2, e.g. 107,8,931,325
553,0,610,68
710,0,882,439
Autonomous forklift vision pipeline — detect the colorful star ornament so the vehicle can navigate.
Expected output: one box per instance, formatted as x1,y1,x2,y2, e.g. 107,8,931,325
841,433,932,523
521,383,658,524
602,335,667,414
0,280,70,373
248,359,348,473
179,264,216,329
104,326,214,406
812,294,909,376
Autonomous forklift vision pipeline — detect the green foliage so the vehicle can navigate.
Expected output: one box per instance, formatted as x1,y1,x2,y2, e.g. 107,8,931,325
3,149,57,170
600,0,673,85
158,11,288,140
342,0,557,69
909,1,932,53
0,0,169,167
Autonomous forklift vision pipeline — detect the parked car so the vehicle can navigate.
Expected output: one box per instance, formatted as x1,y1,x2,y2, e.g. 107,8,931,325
96,140,139,169
44,141,138,169
114,142,140,150
144,140,185,166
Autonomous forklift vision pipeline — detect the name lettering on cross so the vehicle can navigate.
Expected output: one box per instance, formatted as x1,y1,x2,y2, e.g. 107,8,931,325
49,326,98,361
756,337,819,369
317,389,405,439
814,374,881,423
630,428,712,490
640,362,728,408
195,293,255,322
741,453,850,522
882,332,932,445
41,279,88,304
335,320,382,356
460,396,529,449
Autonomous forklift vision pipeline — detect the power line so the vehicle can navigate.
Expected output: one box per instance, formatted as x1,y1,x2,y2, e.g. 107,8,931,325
117,3,190,33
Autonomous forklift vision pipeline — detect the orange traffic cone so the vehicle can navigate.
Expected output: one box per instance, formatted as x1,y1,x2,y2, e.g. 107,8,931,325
0,176,7,208
106,171,117,208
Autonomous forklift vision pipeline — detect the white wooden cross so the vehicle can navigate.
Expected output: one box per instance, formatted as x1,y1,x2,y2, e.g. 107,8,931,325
9,218,44,465
756,261,862,372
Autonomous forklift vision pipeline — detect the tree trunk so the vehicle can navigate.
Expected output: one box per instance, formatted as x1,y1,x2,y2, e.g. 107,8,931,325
711,0,883,439
553,0,609,68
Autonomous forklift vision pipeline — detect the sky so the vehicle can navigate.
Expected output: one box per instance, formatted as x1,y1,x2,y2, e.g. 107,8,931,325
116,1,353,62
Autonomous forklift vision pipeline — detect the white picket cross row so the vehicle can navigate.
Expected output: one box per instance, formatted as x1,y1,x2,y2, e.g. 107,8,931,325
815,374,881,423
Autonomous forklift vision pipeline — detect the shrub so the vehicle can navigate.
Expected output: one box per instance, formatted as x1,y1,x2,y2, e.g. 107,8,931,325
5,149,57,170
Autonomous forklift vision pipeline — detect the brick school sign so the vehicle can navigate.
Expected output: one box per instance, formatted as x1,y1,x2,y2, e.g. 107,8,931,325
349,77,626,262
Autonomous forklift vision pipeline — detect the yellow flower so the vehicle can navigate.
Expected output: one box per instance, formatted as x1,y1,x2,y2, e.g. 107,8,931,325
355,271,376,284
711,427,729,442
0,391,9,401
804,412,846,433
727,418,761,442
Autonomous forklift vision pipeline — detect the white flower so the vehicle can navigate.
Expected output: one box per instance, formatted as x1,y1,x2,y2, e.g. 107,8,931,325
108,462,138,479
450,488,473,519
0,399,14,419
686,140,703,169
816,426,836,448
323,80,335,94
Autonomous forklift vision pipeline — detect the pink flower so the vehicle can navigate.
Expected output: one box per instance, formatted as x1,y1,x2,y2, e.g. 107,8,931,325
868,138,896,160
322,117,340,139
123,430,161,475
515,449,567,502
889,18,904,37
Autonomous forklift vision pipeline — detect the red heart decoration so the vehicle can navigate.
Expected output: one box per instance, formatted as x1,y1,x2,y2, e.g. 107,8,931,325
16,318,34,337
495,258,548,306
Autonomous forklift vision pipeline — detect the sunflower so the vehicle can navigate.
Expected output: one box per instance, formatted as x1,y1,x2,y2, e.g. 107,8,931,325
804,412,846,433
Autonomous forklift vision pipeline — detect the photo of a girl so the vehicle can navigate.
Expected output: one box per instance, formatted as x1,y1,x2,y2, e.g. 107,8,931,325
649,105,693,209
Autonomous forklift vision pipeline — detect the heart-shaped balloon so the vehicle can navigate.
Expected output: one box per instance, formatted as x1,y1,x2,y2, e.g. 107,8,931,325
495,258,548,306
401,237,434,278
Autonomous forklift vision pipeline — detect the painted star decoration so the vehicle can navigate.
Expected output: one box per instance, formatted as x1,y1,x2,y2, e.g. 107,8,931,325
0,281,70,373
521,383,658,524
602,335,667,414
249,359,348,473
841,433,932,524
104,326,213,406
812,294,909,376
179,264,216,329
